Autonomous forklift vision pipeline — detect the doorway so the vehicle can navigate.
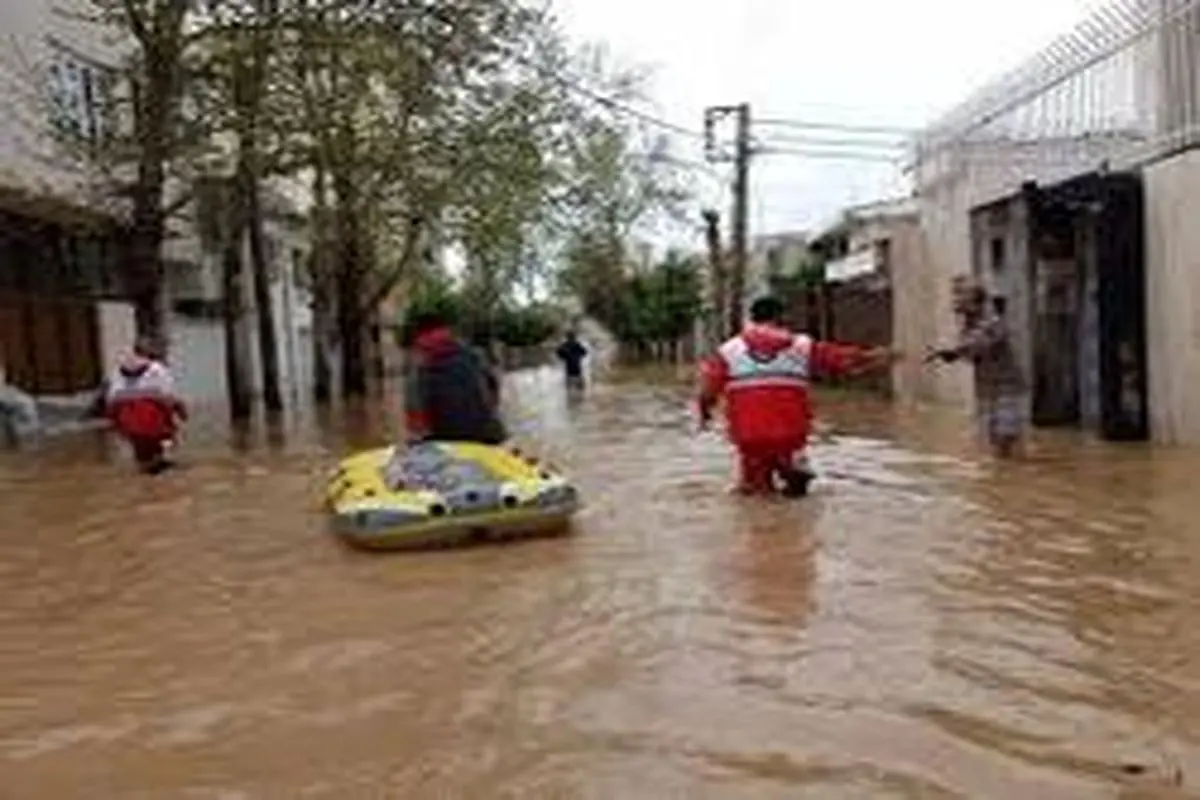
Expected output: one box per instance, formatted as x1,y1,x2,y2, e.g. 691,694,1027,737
1026,174,1148,441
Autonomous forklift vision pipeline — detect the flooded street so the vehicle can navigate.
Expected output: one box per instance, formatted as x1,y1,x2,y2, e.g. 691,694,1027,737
3,366,1200,798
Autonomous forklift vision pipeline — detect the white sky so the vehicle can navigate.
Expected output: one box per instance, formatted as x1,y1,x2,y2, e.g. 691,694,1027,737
554,0,1100,246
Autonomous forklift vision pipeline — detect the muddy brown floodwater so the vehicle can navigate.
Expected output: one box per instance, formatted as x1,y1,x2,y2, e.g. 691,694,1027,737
2,366,1200,798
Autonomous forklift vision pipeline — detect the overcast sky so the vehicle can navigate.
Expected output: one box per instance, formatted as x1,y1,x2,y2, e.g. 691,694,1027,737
554,0,1098,246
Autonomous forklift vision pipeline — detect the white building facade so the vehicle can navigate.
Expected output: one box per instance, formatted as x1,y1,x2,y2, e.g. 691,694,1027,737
911,0,1200,443
0,0,314,409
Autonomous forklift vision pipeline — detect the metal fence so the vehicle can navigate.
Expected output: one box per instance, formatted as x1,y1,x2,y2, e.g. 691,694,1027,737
915,0,1200,181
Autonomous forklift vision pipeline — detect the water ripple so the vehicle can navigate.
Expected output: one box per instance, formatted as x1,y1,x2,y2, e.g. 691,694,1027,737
2,368,1199,797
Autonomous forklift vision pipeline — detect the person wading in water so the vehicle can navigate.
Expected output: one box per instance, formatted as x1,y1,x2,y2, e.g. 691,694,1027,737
698,296,896,497
926,277,1027,459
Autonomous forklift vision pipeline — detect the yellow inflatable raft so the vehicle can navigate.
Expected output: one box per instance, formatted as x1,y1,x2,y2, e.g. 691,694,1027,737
324,441,580,550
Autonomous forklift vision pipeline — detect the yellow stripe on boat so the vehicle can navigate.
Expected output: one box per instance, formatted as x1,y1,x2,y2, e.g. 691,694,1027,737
324,441,580,551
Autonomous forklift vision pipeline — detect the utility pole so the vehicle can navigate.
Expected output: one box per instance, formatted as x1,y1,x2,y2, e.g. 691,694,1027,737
702,209,725,349
729,103,750,336
703,103,751,337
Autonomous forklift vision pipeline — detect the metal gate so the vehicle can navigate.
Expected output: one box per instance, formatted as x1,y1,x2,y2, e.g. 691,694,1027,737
1095,176,1149,441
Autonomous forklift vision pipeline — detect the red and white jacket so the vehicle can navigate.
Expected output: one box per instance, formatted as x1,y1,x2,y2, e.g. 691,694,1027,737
104,353,187,441
699,323,872,448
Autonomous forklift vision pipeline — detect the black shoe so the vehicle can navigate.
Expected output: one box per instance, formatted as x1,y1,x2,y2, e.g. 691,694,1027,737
144,459,176,476
776,467,814,498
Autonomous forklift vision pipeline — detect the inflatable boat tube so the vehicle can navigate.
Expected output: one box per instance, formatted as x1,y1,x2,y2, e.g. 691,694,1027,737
325,441,580,550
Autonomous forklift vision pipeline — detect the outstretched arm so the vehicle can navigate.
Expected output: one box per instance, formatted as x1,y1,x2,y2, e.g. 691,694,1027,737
928,319,1002,364
810,341,896,378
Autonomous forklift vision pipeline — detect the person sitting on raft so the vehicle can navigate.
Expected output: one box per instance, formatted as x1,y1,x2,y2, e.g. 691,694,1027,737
105,336,188,475
698,296,896,497
402,310,507,445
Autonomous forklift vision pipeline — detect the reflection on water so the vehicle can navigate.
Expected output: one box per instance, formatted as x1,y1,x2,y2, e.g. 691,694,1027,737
1,366,1198,798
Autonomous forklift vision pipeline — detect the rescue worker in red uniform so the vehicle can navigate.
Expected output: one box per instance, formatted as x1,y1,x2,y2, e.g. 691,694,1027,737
698,296,894,497
105,337,188,474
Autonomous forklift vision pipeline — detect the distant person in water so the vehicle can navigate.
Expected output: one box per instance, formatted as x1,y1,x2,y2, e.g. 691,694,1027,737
556,330,588,391
698,296,896,497
402,310,507,445
926,278,1026,458
104,336,187,474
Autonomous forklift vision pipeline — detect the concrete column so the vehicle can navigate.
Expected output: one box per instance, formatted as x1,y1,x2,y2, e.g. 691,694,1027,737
1144,149,1200,443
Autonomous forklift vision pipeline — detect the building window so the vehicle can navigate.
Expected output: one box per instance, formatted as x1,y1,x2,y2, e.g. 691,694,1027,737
263,234,281,281
875,238,892,275
292,248,310,290
766,247,782,276
47,45,118,150
990,237,1006,273
73,236,107,296
194,178,230,254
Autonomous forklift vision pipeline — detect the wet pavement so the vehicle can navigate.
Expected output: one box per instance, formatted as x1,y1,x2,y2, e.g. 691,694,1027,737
1,366,1199,798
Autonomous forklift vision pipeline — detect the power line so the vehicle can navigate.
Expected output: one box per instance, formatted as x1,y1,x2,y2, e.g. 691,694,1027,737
505,49,707,142
511,48,911,153
754,146,903,163
414,4,707,143
755,118,916,136
648,152,726,177
755,132,908,151
428,6,918,157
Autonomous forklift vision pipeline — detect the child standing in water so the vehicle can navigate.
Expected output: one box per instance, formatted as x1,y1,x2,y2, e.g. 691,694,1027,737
105,337,188,474
927,279,1026,458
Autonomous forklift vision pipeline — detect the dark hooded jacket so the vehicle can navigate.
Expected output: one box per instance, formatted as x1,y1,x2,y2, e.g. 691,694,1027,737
404,327,506,444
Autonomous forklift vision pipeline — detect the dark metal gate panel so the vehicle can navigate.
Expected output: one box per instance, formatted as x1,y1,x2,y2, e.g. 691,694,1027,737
1095,177,1149,441
1077,221,1102,429
1029,241,1083,425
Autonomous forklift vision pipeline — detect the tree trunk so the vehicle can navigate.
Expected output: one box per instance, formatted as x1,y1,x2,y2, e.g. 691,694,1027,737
309,163,333,403
337,260,367,397
313,312,332,402
334,173,367,398
128,210,166,343
125,33,178,345
128,110,170,345
246,177,283,414
222,181,253,422
241,0,283,415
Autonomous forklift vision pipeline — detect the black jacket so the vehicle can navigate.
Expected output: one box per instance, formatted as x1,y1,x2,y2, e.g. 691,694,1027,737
405,328,506,444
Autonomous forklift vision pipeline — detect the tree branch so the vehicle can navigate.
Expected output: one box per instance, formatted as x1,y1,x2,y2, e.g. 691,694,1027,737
162,189,194,219
120,0,150,44
357,215,424,318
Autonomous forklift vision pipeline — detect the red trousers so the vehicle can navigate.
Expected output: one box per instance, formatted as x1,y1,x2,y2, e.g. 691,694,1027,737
736,442,805,494
127,435,167,468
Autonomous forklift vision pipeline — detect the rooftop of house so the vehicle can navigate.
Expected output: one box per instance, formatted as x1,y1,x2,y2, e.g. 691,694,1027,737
809,195,920,249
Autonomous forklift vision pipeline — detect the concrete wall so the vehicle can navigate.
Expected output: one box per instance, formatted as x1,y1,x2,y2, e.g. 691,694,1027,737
94,226,314,409
889,216,940,404
969,197,1036,396
1144,149,1200,444
97,300,136,372
171,245,314,408
914,138,1133,408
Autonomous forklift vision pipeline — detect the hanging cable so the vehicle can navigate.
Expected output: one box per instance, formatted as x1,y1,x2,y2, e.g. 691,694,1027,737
755,132,908,151
755,118,916,136
754,146,903,163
